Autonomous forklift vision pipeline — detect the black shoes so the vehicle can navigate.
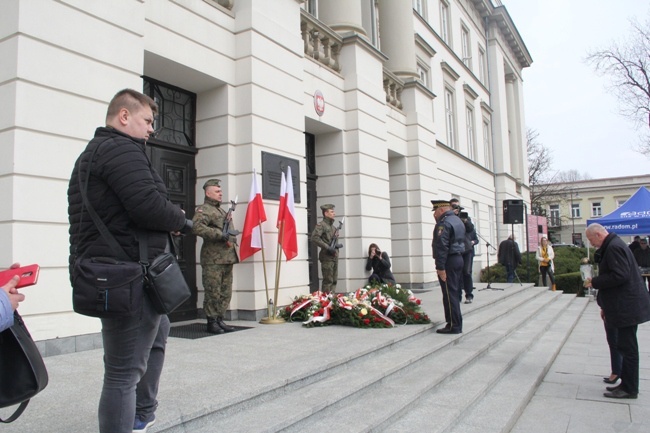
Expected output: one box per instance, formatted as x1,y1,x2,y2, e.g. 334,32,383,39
606,384,621,392
603,375,619,384
207,318,225,334
603,388,638,399
217,317,236,333
436,327,462,334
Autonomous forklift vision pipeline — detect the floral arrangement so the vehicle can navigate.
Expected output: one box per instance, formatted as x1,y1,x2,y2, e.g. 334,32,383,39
279,283,430,328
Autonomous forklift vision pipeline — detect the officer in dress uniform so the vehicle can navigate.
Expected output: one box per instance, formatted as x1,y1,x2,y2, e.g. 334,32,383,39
431,199,466,334
192,179,239,334
310,204,342,292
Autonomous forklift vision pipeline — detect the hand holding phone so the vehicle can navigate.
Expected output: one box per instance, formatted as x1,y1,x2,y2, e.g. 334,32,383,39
0,264,40,288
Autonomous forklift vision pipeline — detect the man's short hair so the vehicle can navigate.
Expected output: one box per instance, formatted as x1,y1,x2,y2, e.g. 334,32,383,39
106,89,158,121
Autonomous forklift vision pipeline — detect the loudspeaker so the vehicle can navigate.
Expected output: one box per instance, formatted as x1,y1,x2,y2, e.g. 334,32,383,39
503,199,524,224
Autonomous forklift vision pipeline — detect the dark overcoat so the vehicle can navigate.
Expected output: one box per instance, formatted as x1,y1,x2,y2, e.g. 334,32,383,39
594,233,650,328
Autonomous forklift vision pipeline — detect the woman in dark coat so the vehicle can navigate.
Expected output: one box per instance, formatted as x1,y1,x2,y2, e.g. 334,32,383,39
365,243,396,285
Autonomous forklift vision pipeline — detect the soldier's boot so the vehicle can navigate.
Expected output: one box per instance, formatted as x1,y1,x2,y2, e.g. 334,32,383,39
552,284,557,292
217,317,236,333
207,318,224,334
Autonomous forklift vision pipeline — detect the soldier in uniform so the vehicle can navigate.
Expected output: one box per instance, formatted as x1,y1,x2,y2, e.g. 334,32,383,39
431,199,466,334
310,204,342,292
192,179,239,334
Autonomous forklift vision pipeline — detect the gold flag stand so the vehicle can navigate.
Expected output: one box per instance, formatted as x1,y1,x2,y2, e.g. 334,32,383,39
260,218,286,324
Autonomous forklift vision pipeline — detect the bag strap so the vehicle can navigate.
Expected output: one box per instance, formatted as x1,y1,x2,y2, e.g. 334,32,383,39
77,141,131,262
0,401,29,423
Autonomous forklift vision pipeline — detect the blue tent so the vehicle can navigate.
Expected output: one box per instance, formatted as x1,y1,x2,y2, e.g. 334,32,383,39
587,186,650,235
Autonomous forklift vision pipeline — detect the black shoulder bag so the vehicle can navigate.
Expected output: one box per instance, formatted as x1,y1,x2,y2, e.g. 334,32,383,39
0,312,49,423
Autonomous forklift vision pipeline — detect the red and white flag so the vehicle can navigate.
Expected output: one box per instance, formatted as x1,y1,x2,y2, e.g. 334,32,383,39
240,169,267,261
276,170,286,229
278,166,298,261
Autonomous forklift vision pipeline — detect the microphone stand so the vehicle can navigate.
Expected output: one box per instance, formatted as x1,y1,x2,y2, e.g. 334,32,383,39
476,231,503,291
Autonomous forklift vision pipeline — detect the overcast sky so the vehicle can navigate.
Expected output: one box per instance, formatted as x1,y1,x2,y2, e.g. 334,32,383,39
503,0,650,180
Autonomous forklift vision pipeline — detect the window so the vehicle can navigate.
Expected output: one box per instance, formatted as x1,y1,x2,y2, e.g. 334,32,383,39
461,26,471,68
473,201,480,253
478,46,487,84
440,1,451,45
466,106,476,161
445,88,456,149
592,202,602,217
143,77,196,147
413,0,425,17
571,203,581,219
488,205,495,253
549,205,560,227
483,119,492,170
617,198,628,208
417,61,430,88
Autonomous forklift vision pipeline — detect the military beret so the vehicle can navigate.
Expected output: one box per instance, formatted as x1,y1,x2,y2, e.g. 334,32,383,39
203,179,221,190
431,200,450,210
320,204,335,211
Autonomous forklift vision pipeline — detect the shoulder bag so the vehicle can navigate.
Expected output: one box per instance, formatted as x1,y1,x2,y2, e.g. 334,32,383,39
139,232,191,315
0,312,49,423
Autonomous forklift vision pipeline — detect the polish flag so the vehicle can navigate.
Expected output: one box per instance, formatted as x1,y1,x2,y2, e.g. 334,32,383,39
278,166,298,261
240,169,267,261
276,170,286,229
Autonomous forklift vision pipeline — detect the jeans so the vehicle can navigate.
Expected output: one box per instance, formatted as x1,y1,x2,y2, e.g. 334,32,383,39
603,320,622,376
461,251,474,299
99,296,170,432
505,264,516,283
616,324,640,394
540,266,555,286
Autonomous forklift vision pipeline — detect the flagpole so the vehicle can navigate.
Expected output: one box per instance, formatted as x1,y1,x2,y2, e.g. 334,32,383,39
258,220,271,320
274,221,286,320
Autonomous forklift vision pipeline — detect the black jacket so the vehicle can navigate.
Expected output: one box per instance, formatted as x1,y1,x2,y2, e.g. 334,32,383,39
68,127,186,270
594,233,650,328
432,211,466,270
497,238,521,267
365,251,396,284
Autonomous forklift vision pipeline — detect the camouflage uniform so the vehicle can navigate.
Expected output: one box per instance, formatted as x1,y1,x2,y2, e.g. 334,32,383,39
192,196,239,319
310,213,339,292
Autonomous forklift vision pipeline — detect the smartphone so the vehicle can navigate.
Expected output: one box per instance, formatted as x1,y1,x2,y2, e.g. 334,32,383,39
0,264,40,288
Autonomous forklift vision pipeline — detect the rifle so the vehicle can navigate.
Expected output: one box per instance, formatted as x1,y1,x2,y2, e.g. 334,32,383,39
222,195,240,241
328,217,344,254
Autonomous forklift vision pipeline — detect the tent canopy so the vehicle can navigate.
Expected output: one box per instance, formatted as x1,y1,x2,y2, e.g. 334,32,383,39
586,186,650,235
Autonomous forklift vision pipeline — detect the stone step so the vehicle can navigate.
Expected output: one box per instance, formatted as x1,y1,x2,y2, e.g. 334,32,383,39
282,290,571,433
382,296,588,433
171,287,558,432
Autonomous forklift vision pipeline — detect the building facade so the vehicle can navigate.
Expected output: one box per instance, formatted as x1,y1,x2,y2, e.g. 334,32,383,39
1,0,531,344
542,175,650,246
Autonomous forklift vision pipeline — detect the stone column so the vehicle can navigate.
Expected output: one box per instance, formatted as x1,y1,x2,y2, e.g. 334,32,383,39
377,0,418,79
505,74,521,180
318,0,367,36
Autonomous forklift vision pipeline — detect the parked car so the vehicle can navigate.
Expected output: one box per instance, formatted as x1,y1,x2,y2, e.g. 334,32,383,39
551,243,579,249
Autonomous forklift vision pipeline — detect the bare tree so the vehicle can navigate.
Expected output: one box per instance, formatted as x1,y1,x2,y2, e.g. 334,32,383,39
587,18,650,153
527,129,562,215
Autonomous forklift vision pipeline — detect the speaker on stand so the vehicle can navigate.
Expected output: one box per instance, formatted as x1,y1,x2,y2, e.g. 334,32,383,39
503,199,524,224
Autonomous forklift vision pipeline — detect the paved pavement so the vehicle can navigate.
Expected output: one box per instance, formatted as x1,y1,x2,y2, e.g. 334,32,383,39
1,284,648,432
512,297,650,433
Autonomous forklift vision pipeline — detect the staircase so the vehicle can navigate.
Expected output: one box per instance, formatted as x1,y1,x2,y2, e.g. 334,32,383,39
161,286,589,433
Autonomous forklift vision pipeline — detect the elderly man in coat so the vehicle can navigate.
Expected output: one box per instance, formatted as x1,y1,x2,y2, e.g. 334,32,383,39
584,223,650,399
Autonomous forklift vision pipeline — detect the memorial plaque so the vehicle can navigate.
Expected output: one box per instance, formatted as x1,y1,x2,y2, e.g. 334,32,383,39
261,152,300,203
